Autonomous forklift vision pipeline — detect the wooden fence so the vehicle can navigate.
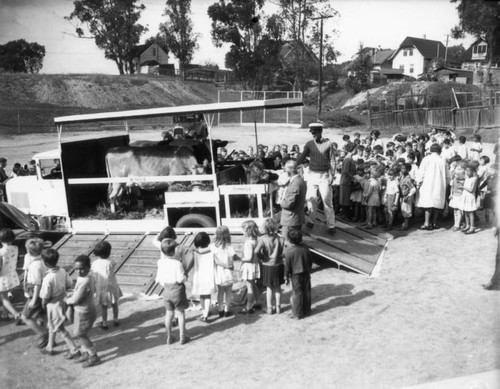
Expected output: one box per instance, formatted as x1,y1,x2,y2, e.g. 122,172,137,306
370,104,499,131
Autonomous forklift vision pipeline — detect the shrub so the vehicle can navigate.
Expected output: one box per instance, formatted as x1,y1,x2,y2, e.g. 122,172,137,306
319,110,363,128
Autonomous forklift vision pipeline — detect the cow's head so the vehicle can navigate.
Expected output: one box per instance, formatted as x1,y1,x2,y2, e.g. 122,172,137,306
242,161,271,185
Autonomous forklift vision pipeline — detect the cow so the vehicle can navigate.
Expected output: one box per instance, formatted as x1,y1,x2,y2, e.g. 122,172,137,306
105,145,204,213
242,161,279,218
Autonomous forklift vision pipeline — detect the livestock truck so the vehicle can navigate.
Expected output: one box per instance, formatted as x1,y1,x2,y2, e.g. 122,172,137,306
4,99,303,234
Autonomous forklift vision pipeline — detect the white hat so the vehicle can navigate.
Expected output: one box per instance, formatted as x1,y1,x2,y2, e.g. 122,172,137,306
308,122,324,131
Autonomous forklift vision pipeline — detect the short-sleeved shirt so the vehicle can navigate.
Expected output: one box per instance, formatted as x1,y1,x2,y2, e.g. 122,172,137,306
156,257,186,286
27,260,47,286
40,267,72,303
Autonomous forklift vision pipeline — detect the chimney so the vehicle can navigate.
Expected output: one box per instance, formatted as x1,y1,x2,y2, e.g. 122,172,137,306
423,34,426,40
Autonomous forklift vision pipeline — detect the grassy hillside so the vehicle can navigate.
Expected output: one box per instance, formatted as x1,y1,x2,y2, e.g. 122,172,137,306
0,73,219,134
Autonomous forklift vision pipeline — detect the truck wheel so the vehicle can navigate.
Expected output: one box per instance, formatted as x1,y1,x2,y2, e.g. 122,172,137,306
176,214,216,228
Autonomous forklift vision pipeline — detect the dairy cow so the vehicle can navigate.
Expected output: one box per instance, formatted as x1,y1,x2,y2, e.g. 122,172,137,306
242,161,278,217
105,145,203,213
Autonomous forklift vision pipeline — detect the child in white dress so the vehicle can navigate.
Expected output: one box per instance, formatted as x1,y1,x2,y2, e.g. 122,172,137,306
448,160,466,231
460,163,479,234
91,241,122,329
192,232,215,322
0,229,21,322
239,220,260,314
210,226,238,318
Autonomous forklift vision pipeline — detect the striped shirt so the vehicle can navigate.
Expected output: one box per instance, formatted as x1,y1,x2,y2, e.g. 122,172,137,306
296,138,336,172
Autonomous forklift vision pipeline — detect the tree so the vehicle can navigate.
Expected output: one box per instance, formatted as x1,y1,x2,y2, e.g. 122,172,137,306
450,0,500,88
446,44,466,64
66,0,148,75
159,0,199,79
208,0,283,90
0,39,45,73
270,0,339,92
344,44,373,94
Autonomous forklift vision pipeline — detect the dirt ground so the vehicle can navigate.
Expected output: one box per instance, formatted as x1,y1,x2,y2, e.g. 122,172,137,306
0,125,499,389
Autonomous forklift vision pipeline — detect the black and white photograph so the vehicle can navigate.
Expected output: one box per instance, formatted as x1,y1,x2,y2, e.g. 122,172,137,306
0,0,499,388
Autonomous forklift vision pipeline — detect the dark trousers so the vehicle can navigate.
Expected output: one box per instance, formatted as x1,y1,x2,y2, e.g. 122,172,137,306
290,273,311,318
490,234,500,288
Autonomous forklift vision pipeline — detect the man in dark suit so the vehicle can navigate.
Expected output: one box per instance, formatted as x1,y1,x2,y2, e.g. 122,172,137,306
280,160,307,241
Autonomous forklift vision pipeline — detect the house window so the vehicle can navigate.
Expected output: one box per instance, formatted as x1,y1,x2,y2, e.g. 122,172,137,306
409,48,413,56
410,65,414,73
403,49,407,57
152,48,157,56
399,65,405,71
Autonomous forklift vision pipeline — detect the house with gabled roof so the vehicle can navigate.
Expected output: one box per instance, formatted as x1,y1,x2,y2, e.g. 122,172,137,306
132,42,172,75
461,38,500,86
280,41,320,66
390,36,447,78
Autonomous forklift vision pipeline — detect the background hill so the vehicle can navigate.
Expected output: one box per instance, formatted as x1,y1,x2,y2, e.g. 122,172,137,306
0,74,219,134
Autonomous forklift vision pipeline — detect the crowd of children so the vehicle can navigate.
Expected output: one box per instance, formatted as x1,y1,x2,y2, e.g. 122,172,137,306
324,130,497,231
153,219,312,344
0,229,123,367
217,130,497,231
0,216,312,353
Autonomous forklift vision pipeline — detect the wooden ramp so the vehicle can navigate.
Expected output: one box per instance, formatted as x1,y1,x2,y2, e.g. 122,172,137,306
53,232,153,292
303,212,390,277
52,232,246,295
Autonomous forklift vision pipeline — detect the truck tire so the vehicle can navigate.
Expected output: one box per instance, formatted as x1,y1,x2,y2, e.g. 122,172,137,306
176,214,216,228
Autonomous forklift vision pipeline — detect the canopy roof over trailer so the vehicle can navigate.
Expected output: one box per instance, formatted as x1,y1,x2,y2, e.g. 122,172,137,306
53,98,303,125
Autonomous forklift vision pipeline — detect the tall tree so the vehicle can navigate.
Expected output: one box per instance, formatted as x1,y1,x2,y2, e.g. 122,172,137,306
159,0,199,79
66,0,148,75
270,0,339,92
450,0,500,88
0,39,45,73
344,44,373,94
208,0,283,90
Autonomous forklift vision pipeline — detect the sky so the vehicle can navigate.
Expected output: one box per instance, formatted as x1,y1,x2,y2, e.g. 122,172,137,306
0,0,476,75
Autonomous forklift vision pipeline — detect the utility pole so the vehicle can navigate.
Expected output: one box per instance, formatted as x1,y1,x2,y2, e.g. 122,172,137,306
311,14,333,118
445,34,449,63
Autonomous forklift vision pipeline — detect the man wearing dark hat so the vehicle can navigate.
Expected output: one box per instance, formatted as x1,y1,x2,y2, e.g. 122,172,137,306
296,122,337,233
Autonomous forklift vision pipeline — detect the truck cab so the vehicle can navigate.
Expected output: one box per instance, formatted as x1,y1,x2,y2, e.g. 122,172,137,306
5,149,68,230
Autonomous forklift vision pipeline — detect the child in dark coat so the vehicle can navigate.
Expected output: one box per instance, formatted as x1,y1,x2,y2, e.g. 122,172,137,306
284,229,312,319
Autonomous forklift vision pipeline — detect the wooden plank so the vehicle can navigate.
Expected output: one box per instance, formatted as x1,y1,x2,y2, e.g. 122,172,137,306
302,234,374,275
315,212,390,246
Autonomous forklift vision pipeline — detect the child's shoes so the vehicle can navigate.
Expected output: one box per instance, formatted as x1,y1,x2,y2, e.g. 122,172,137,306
82,354,101,368
100,322,109,330
36,333,49,349
166,336,176,345
75,352,89,363
64,349,81,360
180,335,190,345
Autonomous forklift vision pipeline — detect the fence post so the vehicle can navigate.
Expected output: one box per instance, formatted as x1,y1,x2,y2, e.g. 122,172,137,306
490,89,494,108
367,92,372,129
451,107,457,131
423,108,428,133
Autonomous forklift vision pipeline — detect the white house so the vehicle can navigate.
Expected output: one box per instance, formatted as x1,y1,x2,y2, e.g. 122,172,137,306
132,42,171,75
390,36,446,77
